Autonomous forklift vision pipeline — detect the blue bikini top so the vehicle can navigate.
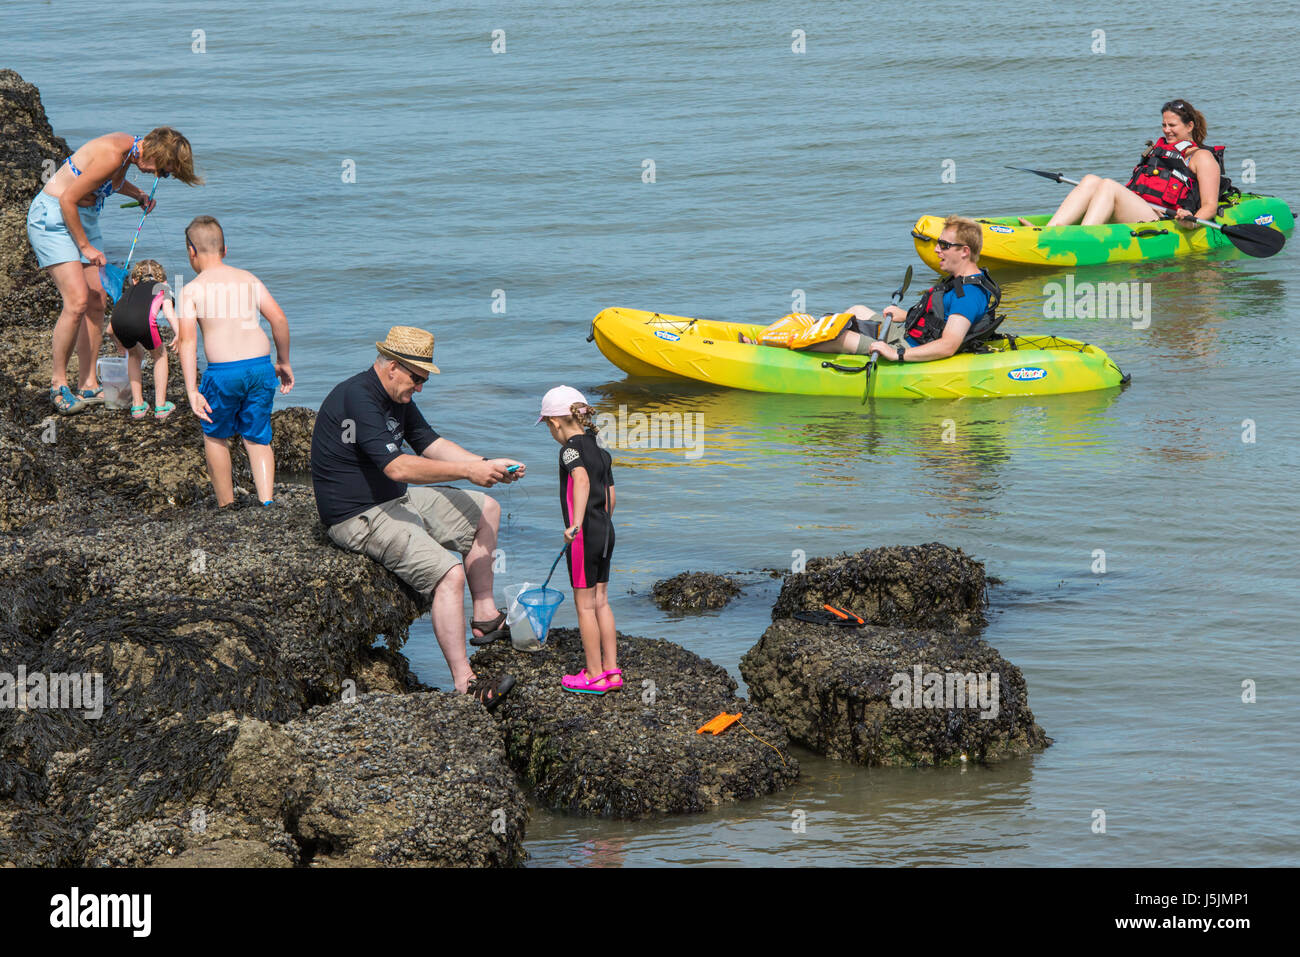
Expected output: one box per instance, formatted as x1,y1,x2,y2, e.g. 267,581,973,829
64,135,139,213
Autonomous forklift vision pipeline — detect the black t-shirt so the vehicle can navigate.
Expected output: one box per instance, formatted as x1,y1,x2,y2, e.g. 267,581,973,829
310,367,440,526
558,430,614,529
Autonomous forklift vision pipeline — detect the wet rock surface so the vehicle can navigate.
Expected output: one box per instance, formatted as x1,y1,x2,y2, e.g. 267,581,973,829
3,696,526,868
283,693,527,867
650,571,742,611
740,619,1049,768
0,69,69,324
771,543,989,635
471,627,798,817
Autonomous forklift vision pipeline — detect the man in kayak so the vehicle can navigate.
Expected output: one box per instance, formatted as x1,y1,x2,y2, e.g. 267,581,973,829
309,326,525,710
743,216,1000,363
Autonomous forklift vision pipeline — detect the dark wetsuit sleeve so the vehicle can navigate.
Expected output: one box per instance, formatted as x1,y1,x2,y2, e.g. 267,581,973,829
560,444,585,474
344,385,405,471
404,402,440,456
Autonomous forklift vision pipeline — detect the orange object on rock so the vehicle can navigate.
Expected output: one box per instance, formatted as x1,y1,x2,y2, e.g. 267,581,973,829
696,712,742,735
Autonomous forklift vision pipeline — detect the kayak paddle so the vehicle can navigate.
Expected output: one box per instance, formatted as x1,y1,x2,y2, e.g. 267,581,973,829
1007,166,1285,258
820,265,914,399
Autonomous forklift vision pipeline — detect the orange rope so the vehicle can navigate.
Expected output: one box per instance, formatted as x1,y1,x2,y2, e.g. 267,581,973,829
737,720,787,768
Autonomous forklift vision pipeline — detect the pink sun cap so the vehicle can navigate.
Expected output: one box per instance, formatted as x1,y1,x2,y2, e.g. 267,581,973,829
536,385,592,424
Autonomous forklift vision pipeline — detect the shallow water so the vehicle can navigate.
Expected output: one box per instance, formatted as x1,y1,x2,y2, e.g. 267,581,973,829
5,0,1297,866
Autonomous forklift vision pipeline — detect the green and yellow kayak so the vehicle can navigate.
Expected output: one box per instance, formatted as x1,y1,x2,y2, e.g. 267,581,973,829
912,193,1293,269
591,308,1128,399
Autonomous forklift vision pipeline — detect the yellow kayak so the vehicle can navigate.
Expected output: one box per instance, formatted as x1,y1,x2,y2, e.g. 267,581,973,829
591,308,1129,399
912,193,1293,269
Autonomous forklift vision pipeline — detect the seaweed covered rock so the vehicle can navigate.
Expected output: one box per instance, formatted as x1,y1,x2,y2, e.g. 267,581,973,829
739,618,1049,767
0,69,69,322
282,693,527,867
772,543,988,634
651,571,742,611
3,696,528,868
0,485,424,693
471,628,798,816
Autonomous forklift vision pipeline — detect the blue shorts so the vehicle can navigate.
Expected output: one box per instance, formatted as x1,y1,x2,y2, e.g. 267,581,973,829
199,356,277,445
26,191,104,268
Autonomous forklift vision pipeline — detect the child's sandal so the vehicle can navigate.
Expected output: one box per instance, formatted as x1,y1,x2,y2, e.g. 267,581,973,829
130,403,150,420
598,668,624,691
561,668,609,695
154,400,176,420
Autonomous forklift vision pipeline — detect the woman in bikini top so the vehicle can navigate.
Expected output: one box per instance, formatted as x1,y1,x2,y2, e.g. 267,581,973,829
35,127,201,414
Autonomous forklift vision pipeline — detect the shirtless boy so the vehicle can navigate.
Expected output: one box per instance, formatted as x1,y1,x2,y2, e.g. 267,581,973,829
177,216,293,506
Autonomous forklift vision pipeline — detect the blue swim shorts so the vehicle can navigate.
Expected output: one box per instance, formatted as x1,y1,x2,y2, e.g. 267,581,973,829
198,355,278,445
26,191,104,268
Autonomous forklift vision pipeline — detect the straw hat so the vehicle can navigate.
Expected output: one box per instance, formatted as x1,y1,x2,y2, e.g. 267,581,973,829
376,326,440,374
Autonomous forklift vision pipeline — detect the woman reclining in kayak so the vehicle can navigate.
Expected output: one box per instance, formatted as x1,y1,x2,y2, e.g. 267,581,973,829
742,216,999,364
1038,99,1225,227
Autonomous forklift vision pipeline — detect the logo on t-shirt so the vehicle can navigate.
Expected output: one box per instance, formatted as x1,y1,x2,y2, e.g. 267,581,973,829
562,447,580,467
385,415,404,448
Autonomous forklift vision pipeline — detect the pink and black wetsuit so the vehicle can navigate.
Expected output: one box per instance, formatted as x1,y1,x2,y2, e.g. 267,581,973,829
109,280,169,350
559,430,615,589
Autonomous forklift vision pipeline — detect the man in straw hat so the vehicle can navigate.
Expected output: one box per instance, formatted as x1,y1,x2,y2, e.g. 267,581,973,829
310,326,524,709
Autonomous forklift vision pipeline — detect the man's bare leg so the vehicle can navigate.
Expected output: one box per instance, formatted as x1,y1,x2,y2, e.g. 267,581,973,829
431,564,475,693
463,495,503,625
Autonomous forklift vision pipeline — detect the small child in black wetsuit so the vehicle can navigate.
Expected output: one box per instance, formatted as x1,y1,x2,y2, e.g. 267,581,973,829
108,259,178,420
537,386,620,695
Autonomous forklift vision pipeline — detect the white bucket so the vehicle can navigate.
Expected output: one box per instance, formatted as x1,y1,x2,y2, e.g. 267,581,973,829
97,357,131,410
504,583,544,652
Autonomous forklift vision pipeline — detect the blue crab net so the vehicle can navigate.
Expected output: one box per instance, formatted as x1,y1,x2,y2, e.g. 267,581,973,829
516,586,564,642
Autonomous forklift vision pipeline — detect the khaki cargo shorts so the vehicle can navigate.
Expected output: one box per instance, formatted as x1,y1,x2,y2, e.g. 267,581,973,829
326,486,486,600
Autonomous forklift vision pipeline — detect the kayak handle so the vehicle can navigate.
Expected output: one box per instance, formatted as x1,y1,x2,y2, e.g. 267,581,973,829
1130,228,1169,238
911,229,935,242
821,360,868,374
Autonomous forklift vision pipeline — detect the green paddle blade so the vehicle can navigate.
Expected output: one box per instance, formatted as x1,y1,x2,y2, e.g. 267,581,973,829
1220,221,1286,258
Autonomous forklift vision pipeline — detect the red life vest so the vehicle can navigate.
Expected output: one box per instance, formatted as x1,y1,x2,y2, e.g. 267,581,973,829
1124,137,1230,213
903,270,1001,346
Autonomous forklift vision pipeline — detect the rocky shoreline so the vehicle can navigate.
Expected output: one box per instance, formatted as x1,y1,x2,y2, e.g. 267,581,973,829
0,69,1049,868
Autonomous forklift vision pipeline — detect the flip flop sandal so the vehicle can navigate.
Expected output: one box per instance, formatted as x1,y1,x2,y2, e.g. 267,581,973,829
792,609,865,628
130,403,150,420
51,385,87,415
467,672,516,713
154,400,176,420
469,608,512,646
78,387,105,407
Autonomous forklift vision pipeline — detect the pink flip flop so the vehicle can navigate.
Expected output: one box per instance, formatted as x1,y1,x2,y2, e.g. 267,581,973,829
561,668,609,695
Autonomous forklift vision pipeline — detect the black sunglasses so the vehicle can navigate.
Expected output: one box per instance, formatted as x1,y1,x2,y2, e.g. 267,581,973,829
397,361,428,385
934,238,967,251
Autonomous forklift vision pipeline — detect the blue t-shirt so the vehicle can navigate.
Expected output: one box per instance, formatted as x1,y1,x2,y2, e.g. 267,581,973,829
904,283,991,346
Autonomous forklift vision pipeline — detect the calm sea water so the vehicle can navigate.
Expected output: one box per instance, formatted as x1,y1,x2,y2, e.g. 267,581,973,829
5,0,1297,866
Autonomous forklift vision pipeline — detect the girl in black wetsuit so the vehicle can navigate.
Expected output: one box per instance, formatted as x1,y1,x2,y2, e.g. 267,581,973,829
537,386,620,695
108,259,178,419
